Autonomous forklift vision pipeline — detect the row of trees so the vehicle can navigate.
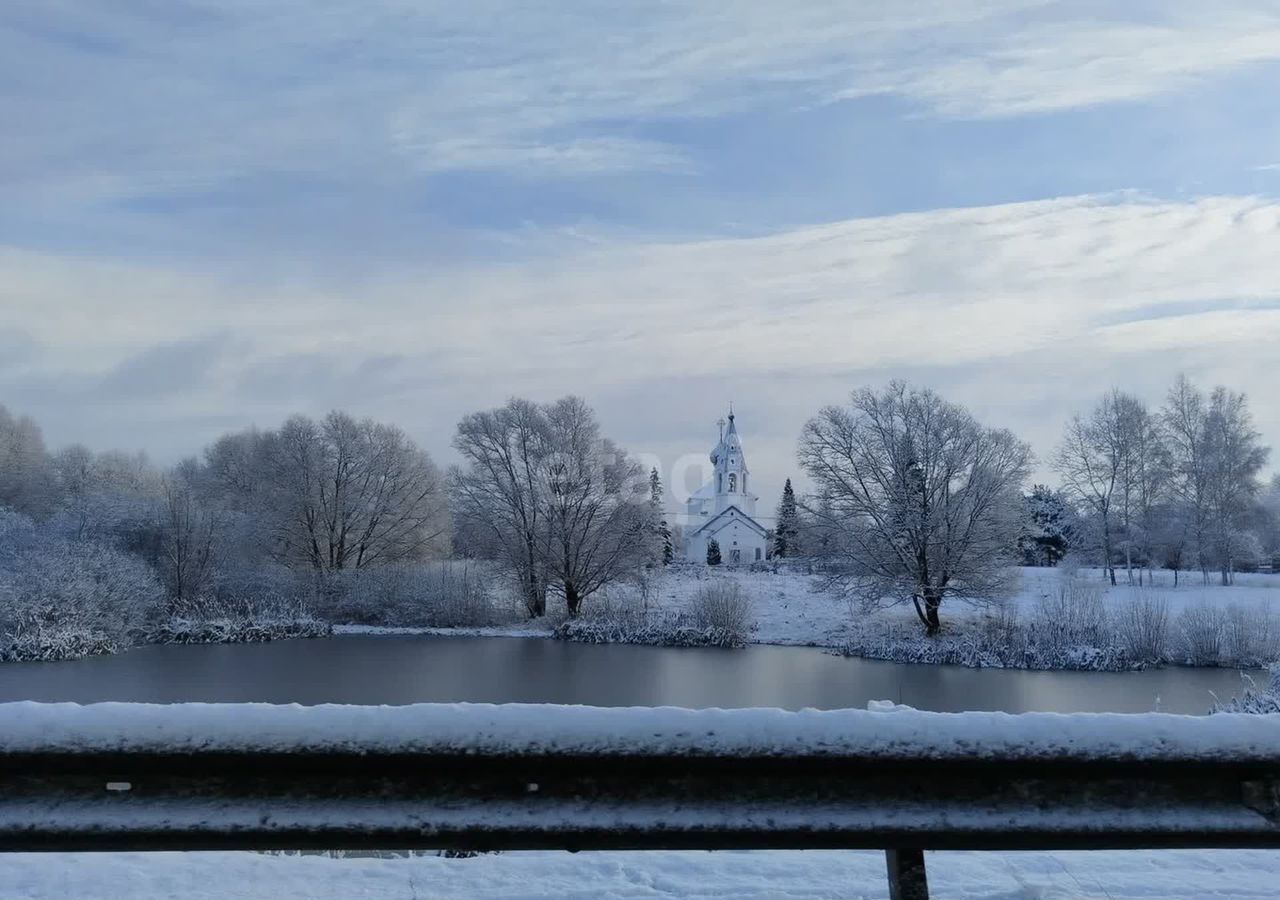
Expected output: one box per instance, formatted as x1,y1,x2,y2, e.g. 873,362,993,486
1,397,665,625
1052,376,1272,586
3,373,1275,637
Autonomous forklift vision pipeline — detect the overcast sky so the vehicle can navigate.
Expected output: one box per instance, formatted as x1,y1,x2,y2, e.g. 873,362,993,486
3,1,1280,510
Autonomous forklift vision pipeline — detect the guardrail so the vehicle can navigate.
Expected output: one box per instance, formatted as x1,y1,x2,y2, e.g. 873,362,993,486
2,702,1279,900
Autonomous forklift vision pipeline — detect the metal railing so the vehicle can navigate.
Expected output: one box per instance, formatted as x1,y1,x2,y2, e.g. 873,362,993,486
2,703,1279,900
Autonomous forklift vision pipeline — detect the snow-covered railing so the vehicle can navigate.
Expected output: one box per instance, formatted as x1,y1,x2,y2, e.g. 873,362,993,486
3,702,1280,900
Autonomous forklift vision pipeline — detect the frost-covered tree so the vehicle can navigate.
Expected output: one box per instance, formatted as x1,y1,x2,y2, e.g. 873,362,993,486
706,537,722,566
453,396,649,617
1053,391,1131,585
0,404,56,518
798,382,1031,636
265,413,448,572
0,514,164,653
1161,375,1269,584
452,399,554,616
157,465,221,608
772,478,800,558
538,397,651,616
1202,386,1269,584
649,468,673,565
1018,484,1076,566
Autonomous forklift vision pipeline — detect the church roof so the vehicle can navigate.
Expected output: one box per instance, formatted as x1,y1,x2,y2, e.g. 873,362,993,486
691,503,768,538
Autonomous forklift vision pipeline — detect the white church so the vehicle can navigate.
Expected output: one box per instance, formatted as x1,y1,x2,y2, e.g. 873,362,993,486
683,408,770,565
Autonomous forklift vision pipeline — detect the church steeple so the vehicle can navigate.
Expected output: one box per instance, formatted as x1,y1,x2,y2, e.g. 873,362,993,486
710,404,751,513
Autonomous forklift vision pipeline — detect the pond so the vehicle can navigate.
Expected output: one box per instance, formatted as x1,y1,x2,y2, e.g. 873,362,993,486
0,635,1263,714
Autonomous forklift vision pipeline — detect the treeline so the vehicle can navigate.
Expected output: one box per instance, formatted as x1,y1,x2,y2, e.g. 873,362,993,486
0,397,667,657
1,373,1276,655
1025,375,1278,585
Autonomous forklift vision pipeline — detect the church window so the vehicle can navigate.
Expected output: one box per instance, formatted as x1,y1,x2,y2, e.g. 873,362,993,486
717,473,723,492
728,473,737,492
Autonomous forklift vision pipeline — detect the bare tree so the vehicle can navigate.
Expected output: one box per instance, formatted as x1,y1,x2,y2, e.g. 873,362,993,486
452,399,553,616
1108,392,1168,585
257,412,448,573
537,397,651,616
158,466,221,608
798,382,1031,636
1202,386,1269,584
1054,390,1134,585
1162,374,1212,582
1161,375,1270,584
451,396,650,618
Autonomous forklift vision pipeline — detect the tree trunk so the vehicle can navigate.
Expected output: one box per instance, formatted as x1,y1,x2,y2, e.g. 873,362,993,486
565,581,582,618
913,590,942,637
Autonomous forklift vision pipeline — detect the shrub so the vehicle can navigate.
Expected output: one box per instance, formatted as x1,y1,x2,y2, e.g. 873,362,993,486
1178,602,1226,666
1213,665,1280,714
1114,589,1171,663
1031,578,1106,653
1221,602,1280,667
689,580,754,641
0,529,164,660
314,561,508,628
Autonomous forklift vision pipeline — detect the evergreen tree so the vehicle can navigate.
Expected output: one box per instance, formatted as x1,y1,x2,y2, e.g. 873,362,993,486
648,467,673,565
706,538,722,566
1018,484,1076,566
772,478,800,558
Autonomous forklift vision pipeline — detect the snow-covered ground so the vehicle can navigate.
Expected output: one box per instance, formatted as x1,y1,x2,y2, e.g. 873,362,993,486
2,849,1276,899
603,564,1280,649
332,564,1280,669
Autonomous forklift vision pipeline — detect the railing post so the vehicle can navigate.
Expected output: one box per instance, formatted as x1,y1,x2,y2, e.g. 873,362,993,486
885,848,929,900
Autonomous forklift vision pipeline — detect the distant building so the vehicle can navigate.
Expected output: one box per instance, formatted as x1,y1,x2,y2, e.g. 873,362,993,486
683,408,768,564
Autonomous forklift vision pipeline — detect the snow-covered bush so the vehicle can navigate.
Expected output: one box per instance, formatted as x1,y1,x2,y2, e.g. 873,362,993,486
1178,602,1227,666
1221,602,1280,667
689,580,754,641
555,587,752,648
1113,589,1171,663
0,525,164,661
1030,578,1106,654
315,561,510,627
146,617,331,645
204,562,313,620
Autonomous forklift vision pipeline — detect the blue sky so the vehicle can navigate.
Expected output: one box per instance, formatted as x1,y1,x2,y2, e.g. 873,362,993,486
3,1,1280,507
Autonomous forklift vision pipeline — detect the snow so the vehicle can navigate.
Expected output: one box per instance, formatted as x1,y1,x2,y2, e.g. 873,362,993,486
3,701,1278,760
565,565,1280,665
1,848,1278,899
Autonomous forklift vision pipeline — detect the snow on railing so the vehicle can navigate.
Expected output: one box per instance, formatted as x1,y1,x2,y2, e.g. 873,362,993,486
2,700,1279,760
2,701,1279,900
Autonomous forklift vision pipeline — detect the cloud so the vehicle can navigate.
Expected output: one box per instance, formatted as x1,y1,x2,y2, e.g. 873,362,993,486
6,0,1280,207
4,190,1280,492
96,332,237,398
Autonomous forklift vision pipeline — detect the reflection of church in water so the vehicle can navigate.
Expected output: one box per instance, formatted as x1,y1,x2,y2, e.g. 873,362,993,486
682,407,769,564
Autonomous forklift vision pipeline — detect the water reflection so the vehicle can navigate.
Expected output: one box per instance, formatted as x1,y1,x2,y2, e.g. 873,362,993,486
0,635,1261,714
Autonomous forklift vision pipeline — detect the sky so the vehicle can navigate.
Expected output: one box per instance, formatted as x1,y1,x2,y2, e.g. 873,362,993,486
3,1,1280,515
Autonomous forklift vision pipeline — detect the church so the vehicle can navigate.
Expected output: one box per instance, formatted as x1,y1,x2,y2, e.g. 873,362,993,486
683,408,769,564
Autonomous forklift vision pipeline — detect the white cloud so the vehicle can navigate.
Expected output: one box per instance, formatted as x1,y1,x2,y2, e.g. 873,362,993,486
5,192,1280,483
6,0,1280,198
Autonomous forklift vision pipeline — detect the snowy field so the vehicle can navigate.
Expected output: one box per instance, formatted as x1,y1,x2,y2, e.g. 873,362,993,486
543,565,1280,650
2,849,1276,899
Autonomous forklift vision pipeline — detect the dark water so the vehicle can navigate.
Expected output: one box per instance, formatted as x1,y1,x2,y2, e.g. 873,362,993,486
0,635,1264,714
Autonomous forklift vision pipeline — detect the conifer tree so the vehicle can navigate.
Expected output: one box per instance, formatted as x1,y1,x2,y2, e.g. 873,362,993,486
649,467,673,565
706,537,722,566
772,478,800,558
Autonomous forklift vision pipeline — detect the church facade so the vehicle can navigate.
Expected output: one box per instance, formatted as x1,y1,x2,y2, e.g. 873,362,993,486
683,409,769,565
